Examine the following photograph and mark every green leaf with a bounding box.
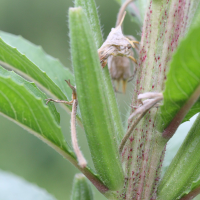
[71,174,93,200]
[75,0,125,144]
[0,31,75,114]
[157,114,200,200]
[69,7,124,191]
[0,170,56,200]
[158,24,200,134]
[0,66,72,154]
[0,29,108,195]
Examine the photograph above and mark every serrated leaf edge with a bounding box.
[0,38,82,125]
[0,68,106,191]
[0,73,71,151]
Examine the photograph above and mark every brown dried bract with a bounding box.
[119,93,163,153]
[128,92,163,122]
[45,80,87,168]
[98,12,137,68]
[98,0,139,93]
[108,55,132,93]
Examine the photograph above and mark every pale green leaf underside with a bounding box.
[0,31,74,111]
[0,170,56,200]
[0,66,72,154]
[159,25,200,131]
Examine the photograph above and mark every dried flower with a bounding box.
[98,12,137,68]
[98,4,139,93]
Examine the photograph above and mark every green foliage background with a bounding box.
[0,0,140,199]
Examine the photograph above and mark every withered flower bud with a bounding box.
[98,10,139,93]
[98,12,137,68]
[108,56,132,93]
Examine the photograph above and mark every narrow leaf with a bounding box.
[69,7,124,191]
[0,31,75,114]
[158,24,200,137]
[71,174,93,200]
[157,114,200,200]
[0,170,56,200]
[75,0,125,143]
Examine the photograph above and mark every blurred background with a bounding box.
[0,0,198,200]
[0,0,140,199]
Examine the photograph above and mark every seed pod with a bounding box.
[69,7,124,191]
[75,0,125,144]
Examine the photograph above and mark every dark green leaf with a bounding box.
[0,31,75,114]
[0,66,72,154]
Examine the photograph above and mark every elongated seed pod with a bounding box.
[74,0,125,144]
[69,7,124,191]
[74,0,103,48]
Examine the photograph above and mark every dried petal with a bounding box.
[108,56,132,93]
[98,10,138,93]
[98,25,133,67]
[98,11,138,67]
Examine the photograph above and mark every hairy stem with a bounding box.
[120,0,196,199]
